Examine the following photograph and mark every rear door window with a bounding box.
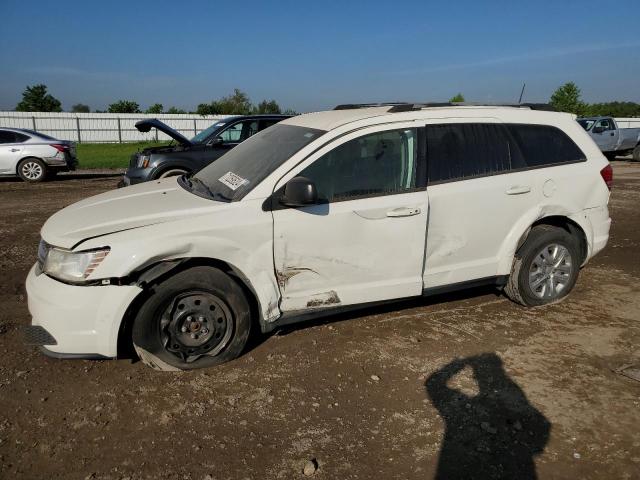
[426,123,522,184]
[219,120,259,143]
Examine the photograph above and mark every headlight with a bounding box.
[41,242,110,283]
[137,154,150,168]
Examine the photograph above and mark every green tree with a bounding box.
[71,103,90,113]
[449,93,465,103]
[108,100,141,113]
[253,99,281,114]
[15,84,62,112]
[549,82,586,115]
[196,101,221,115]
[583,101,640,117]
[283,108,299,115]
[217,89,253,115]
[145,103,163,114]
[165,106,186,114]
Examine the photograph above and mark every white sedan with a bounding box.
[0,128,78,182]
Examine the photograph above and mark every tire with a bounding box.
[17,158,47,183]
[132,266,252,371]
[604,152,616,161]
[504,225,581,307]
[633,145,640,162]
[157,168,188,179]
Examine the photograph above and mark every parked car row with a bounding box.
[25,103,612,371]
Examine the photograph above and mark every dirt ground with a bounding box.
[0,164,639,480]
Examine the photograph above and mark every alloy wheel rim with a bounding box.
[22,162,43,180]
[528,243,573,299]
[159,291,233,363]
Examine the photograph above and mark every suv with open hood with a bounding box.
[121,114,290,186]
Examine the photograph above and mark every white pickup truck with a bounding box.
[577,116,640,161]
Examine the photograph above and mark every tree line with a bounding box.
[11,82,640,117]
[13,84,295,115]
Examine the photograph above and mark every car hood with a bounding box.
[135,118,193,146]
[41,178,226,249]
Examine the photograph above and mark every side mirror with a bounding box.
[592,126,605,134]
[210,137,224,146]
[279,176,318,207]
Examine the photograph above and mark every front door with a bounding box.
[592,119,618,152]
[272,125,428,312]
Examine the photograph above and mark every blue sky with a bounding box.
[1,0,638,112]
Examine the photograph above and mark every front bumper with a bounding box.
[26,264,142,358]
[120,167,154,187]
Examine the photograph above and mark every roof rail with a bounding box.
[333,102,409,110]
[387,102,556,113]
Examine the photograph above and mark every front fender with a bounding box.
[76,201,281,324]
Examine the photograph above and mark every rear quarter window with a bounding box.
[506,124,586,168]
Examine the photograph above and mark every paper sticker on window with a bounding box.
[218,171,249,190]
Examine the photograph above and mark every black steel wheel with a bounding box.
[132,266,252,371]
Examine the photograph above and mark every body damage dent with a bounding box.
[306,290,340,308]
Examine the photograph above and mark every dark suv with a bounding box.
[121,114,291,186]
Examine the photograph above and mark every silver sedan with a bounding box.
[0,128,78,182]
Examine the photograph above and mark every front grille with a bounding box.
[23,326,57,346]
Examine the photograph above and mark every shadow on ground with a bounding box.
[426,353,551,480]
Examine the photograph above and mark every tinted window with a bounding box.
[506,124,585,168]
[299,128,418,202]
[14,132,29,143]
[0,131,15,144]
[426,123,522,184]
[259,119,280,131]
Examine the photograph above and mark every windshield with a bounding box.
[191,121,229,143]
[186,124,325,201]
[577,119,594,131]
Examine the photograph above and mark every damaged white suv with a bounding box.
[26,103,612,370]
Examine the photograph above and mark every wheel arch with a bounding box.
[116,256,264,358]
[16,155,46,173]
[151,159,193,179]
[516,216,588,264]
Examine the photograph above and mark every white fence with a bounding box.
[615,118,640,128]
[0,112,232,143]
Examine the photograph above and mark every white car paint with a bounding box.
[27,105,611,358]
[0,128,76,177]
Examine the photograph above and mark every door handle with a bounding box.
[386,207,421,217]
[505,185,531,195]
[610,132,614,136]
[10,148,20,152]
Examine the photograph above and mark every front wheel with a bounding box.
[17,158,47,182]
[132,266,252,371]
[504,225,581,307]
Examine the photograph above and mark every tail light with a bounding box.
[51,144,69,153]
[600,164,613,190]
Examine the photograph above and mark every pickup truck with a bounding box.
[577,116,640,161]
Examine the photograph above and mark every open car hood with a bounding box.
[135,119,193,146]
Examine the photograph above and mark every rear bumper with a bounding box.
[26,264,142,358]
[583,205,611,260]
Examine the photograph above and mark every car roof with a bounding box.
[221,114,292,122]
[282,105,569,131]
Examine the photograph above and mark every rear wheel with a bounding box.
[132,266,252,371]
[17,158,47,182]
[504,225,581,307]
[157,168,188,179]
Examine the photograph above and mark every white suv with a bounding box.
[25,104,612,370]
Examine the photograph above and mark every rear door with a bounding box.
[0,131,24,174]
[272,123,428,311]
[422,120,543,287]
